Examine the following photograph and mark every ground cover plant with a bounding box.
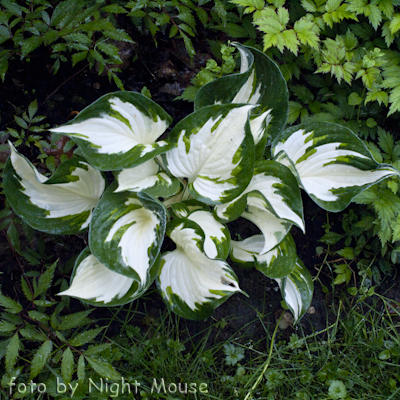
[3,42,399,324]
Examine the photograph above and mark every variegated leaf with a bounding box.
[115,158,180,198]
[215,160,303,226]
[3,143,105,234]
[215,160,304,254]
[89,182,166,282]
[195,43,288,143]
[187,210,230,259]
[168,199,209,219]
[275,258,313,323]
[158,219,240,320]
[164,104,255,204]
[49,92,173,171]
[58,248,155,306]
[273,122,399,212]
[231,233,297,279]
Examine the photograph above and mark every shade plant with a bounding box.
[3,43,398,321]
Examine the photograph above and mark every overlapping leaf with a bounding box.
[215,160,304,254]
[273,122,399,212]
[114,158,180,198]
[158,219,240,320]
[3,143,105,234]
[165,103,255,204]
[231,233,297,279]
[89,182,166,283]
[195,43,289,142]
[50,92,173,171]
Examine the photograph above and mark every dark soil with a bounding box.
[1,32,396,351]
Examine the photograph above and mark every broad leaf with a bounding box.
[89,183,166,282]
[272,122,399,212]
[164,103,255,204]
[231,233,298,278]
[58,247,156,306]
[158,219,241,320]
[115,158,180,198]
[195,43,289,142]
[4,143,105,234]
[49,92,173,171]
[215,160,304,254]
[275,258,313,322]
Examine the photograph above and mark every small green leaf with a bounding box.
[69,327,104,347]
[61,347,74,384]
[0,320,17,333]
[0,294,22,314]
[30,340,53,379]
[57,310,92,331]
[77,355,85,383]
[86,356,121,380]
[5,332,19,374]
[34,261,57,298]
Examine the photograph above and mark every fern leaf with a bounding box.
[5,333,19,374]
[61,347,74,384]
[30,340,53,379]
[34,261,57,299]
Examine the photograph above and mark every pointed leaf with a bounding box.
[165,103,255,204]
[89,183,166,282]
[158,219,241,320]
[59,248,154,306]
[273,122,399,212]
[5,333,19,374]
[4,143,105,234]
[275,258,313,322]
[49,92,172,171]
[86,356,121,380]
[69,327,104,347]
[61,347,74,384]
[77,355,85,383]
[115,158,180,198]
[34,261,57,298]
[195,43,289,140]
[30,340,53,379]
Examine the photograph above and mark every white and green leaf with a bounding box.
[158,219,241,320]
[195,43,289,142]
[215,160,304,254]
[89,183,166,282]
[114,158,180,198]
[275,258,313,323]
[3,143,105,234]
[231,233,298,278]
[164,103,255,204]
[187,210,230,259]
[58,247,155,306]
[272,122,399,212]
[49,92,173,171]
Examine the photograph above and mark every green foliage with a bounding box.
[177,42,237,101]
[228,0,400,115]
[0,0,134,88]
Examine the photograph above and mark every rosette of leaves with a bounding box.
[4,44,398,321]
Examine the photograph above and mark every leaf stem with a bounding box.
[243,312,284,400]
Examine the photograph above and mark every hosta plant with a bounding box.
[4,44,398,321]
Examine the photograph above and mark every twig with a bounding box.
[42,63,89,106]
